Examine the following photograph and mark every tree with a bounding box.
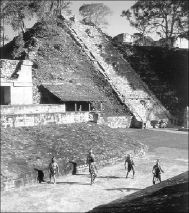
[0,0,9,46]
[121,3,154,45]
[31,0,71,23]
[2,0,37,34]
[79,3,112,27]
[121,0,189,47]
[1,0,71,49]
[12,33,25,59]
[0,26,9,47]
[1,0,71,34]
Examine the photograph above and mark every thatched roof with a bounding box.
[41,83,103,102]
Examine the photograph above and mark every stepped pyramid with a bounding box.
[58,16,173,128]
[0,16,174,128]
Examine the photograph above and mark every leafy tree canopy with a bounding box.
[79,3,112,27]
[122,0,189,46]
[1,0,71,34]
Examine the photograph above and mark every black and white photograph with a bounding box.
[0,0,188,212]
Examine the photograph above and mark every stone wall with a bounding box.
[98,115,133,128]
[1,106,133,128]
[1,59,33,105]
[0,59,33,82]
[1,104,66,115]
[1,171,36,191]
[1,106,89,128]
[183,106,189,129]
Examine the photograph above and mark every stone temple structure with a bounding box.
[0,59,33,105]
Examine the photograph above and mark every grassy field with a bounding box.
[122,129,188,151]
[1,126,188,212]
[1,123,144,180]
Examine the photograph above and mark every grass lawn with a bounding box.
[1,123,144,180]
[123,129,188,151]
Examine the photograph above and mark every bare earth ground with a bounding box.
[1,129,188,212]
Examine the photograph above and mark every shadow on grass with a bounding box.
[98,176,125,179]
[106,187,142,192]
[75,174,88,176]
[56,181,90,185]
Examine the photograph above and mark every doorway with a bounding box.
[0,86,11,105]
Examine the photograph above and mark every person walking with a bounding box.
[125,154,135,179]
[89,161,98,185]
[86,149,95,173]
[49,157,59,184]
[152,159,164,184]
[86,149,98,184]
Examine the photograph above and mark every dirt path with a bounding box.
[1,146,188,212]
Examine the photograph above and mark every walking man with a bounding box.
[86,149,98,184]
[49,157,59,184]
[86,149,95,173]
[125,154,135,179]
[89,161,98,185]
[152,159,164,184]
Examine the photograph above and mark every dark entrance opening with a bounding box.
[0,86,11,105]
[66,101,91,112]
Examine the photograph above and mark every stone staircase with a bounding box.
[61,18,173,127]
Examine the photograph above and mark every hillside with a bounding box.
[114,44,188,123]
[1,123,146,182]
[0,18,130,116]
[89,171,188,213]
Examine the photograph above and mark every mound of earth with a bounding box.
[89,171,188,213]
[1,123,146,180]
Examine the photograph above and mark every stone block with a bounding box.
[1,109,90,128]
[14,179,23,188]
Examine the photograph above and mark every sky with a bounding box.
[3,1,188,47]
[4,1,137,43]
[70,1,137,37]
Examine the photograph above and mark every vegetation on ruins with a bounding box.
[79,3,112,27]
[114,42,188,120]
[122,0,189,47]
[0,0,71,46]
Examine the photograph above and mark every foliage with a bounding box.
[1,0,71,34]
[1,0,71,48]
[79,3,112,27]
[1,0,36,34]
[30,0,71,23]
[121,3,153,38]
[11,33,26,59]
[115,43,188,116]
[122,0,189,46]
[0,26,9,47]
